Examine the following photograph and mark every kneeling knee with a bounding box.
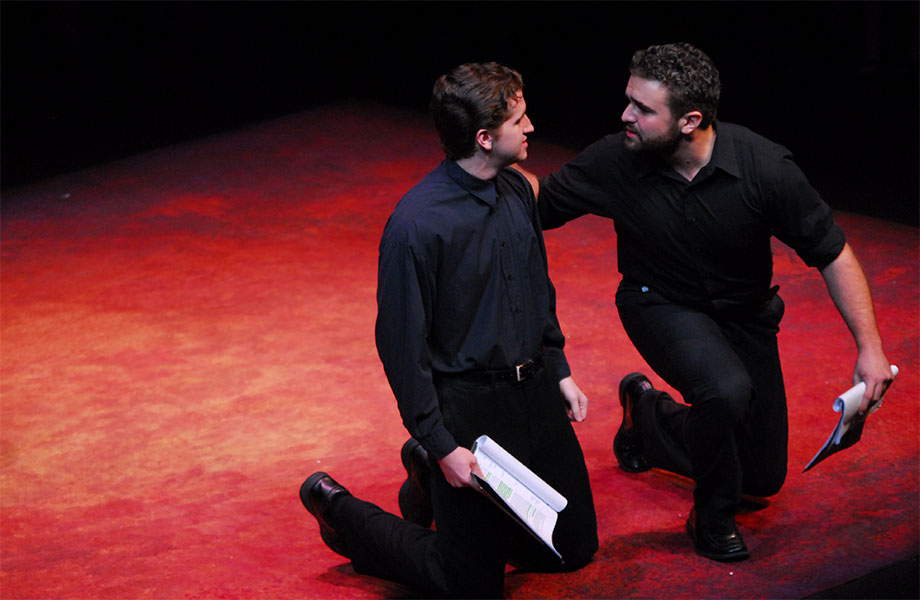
[560,548,597,572]
[703,376,753,423]
[745,468,787,498]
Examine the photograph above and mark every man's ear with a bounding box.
[679,111,704,135]
[475,128,494,152]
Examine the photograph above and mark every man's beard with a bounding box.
[624,121,684,156]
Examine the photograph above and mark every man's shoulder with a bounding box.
[578,132,632,170]
[715,122,800,182]
[585,132,628,155]
[382,162,460,243]
[719,122,792,157]
[394,161,453,207]
[550,132,630,175]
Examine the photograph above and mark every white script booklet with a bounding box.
[804,365,899,472]
[470,435,567,561]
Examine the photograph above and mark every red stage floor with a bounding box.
[2,101,917,598]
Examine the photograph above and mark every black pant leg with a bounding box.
[432,376,534,597]
[331,495,443,587]
[330,369,599,598]
[436,371,598,574]
[721,293,789,497]
[615,283,788,524]
[331,466,509,598]
[514,370,598,571]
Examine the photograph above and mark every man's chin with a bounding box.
[622,136,641,152]
[623,134,682,156]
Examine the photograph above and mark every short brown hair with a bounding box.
[430,62,524,160]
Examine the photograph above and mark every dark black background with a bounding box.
[2,1,918,225]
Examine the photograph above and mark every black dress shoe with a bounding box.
[613,372,652,473]
[685,508,750,562]
[300,472,351,557]
[398,438,433,528]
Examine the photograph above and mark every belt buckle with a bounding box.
[515,359,534,382]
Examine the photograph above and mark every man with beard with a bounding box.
[531,43,892,562]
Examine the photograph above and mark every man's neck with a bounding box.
[665,126,716,182]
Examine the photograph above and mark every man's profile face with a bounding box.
[489,92,534,165]
[621,75,682,155]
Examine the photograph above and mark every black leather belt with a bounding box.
[437,355,544,385]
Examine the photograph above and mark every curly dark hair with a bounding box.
[430,62,524,160]
[629,43,721,128]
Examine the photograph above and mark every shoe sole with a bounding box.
[401,438,420,472]
[398,439,433,527]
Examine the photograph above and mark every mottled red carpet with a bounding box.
[2,101,917,598]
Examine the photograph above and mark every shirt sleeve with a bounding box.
[538,135,620,230]
[375,236,458,461]
[767,153,847,269]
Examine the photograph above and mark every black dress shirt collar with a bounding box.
[444,159,497,209]
[634,122,742,181]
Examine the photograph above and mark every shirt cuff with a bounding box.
[420,427,459,462]
[546,347,571,383]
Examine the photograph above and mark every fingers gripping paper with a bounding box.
[804,365,899,472]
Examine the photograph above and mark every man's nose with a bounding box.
[621,105,634,123]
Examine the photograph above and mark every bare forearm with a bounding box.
[820,243,882,352]
[820,243,892,407]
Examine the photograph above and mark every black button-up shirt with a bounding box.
[539,122,846,312]
[376,160,570,460]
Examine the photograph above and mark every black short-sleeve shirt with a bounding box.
[539,122,846,312]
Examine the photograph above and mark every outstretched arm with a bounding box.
[819,243,893,412]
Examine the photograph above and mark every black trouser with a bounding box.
[615,281,788,529]
[330,367,598,598]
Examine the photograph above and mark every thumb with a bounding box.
[470,457,484,480]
